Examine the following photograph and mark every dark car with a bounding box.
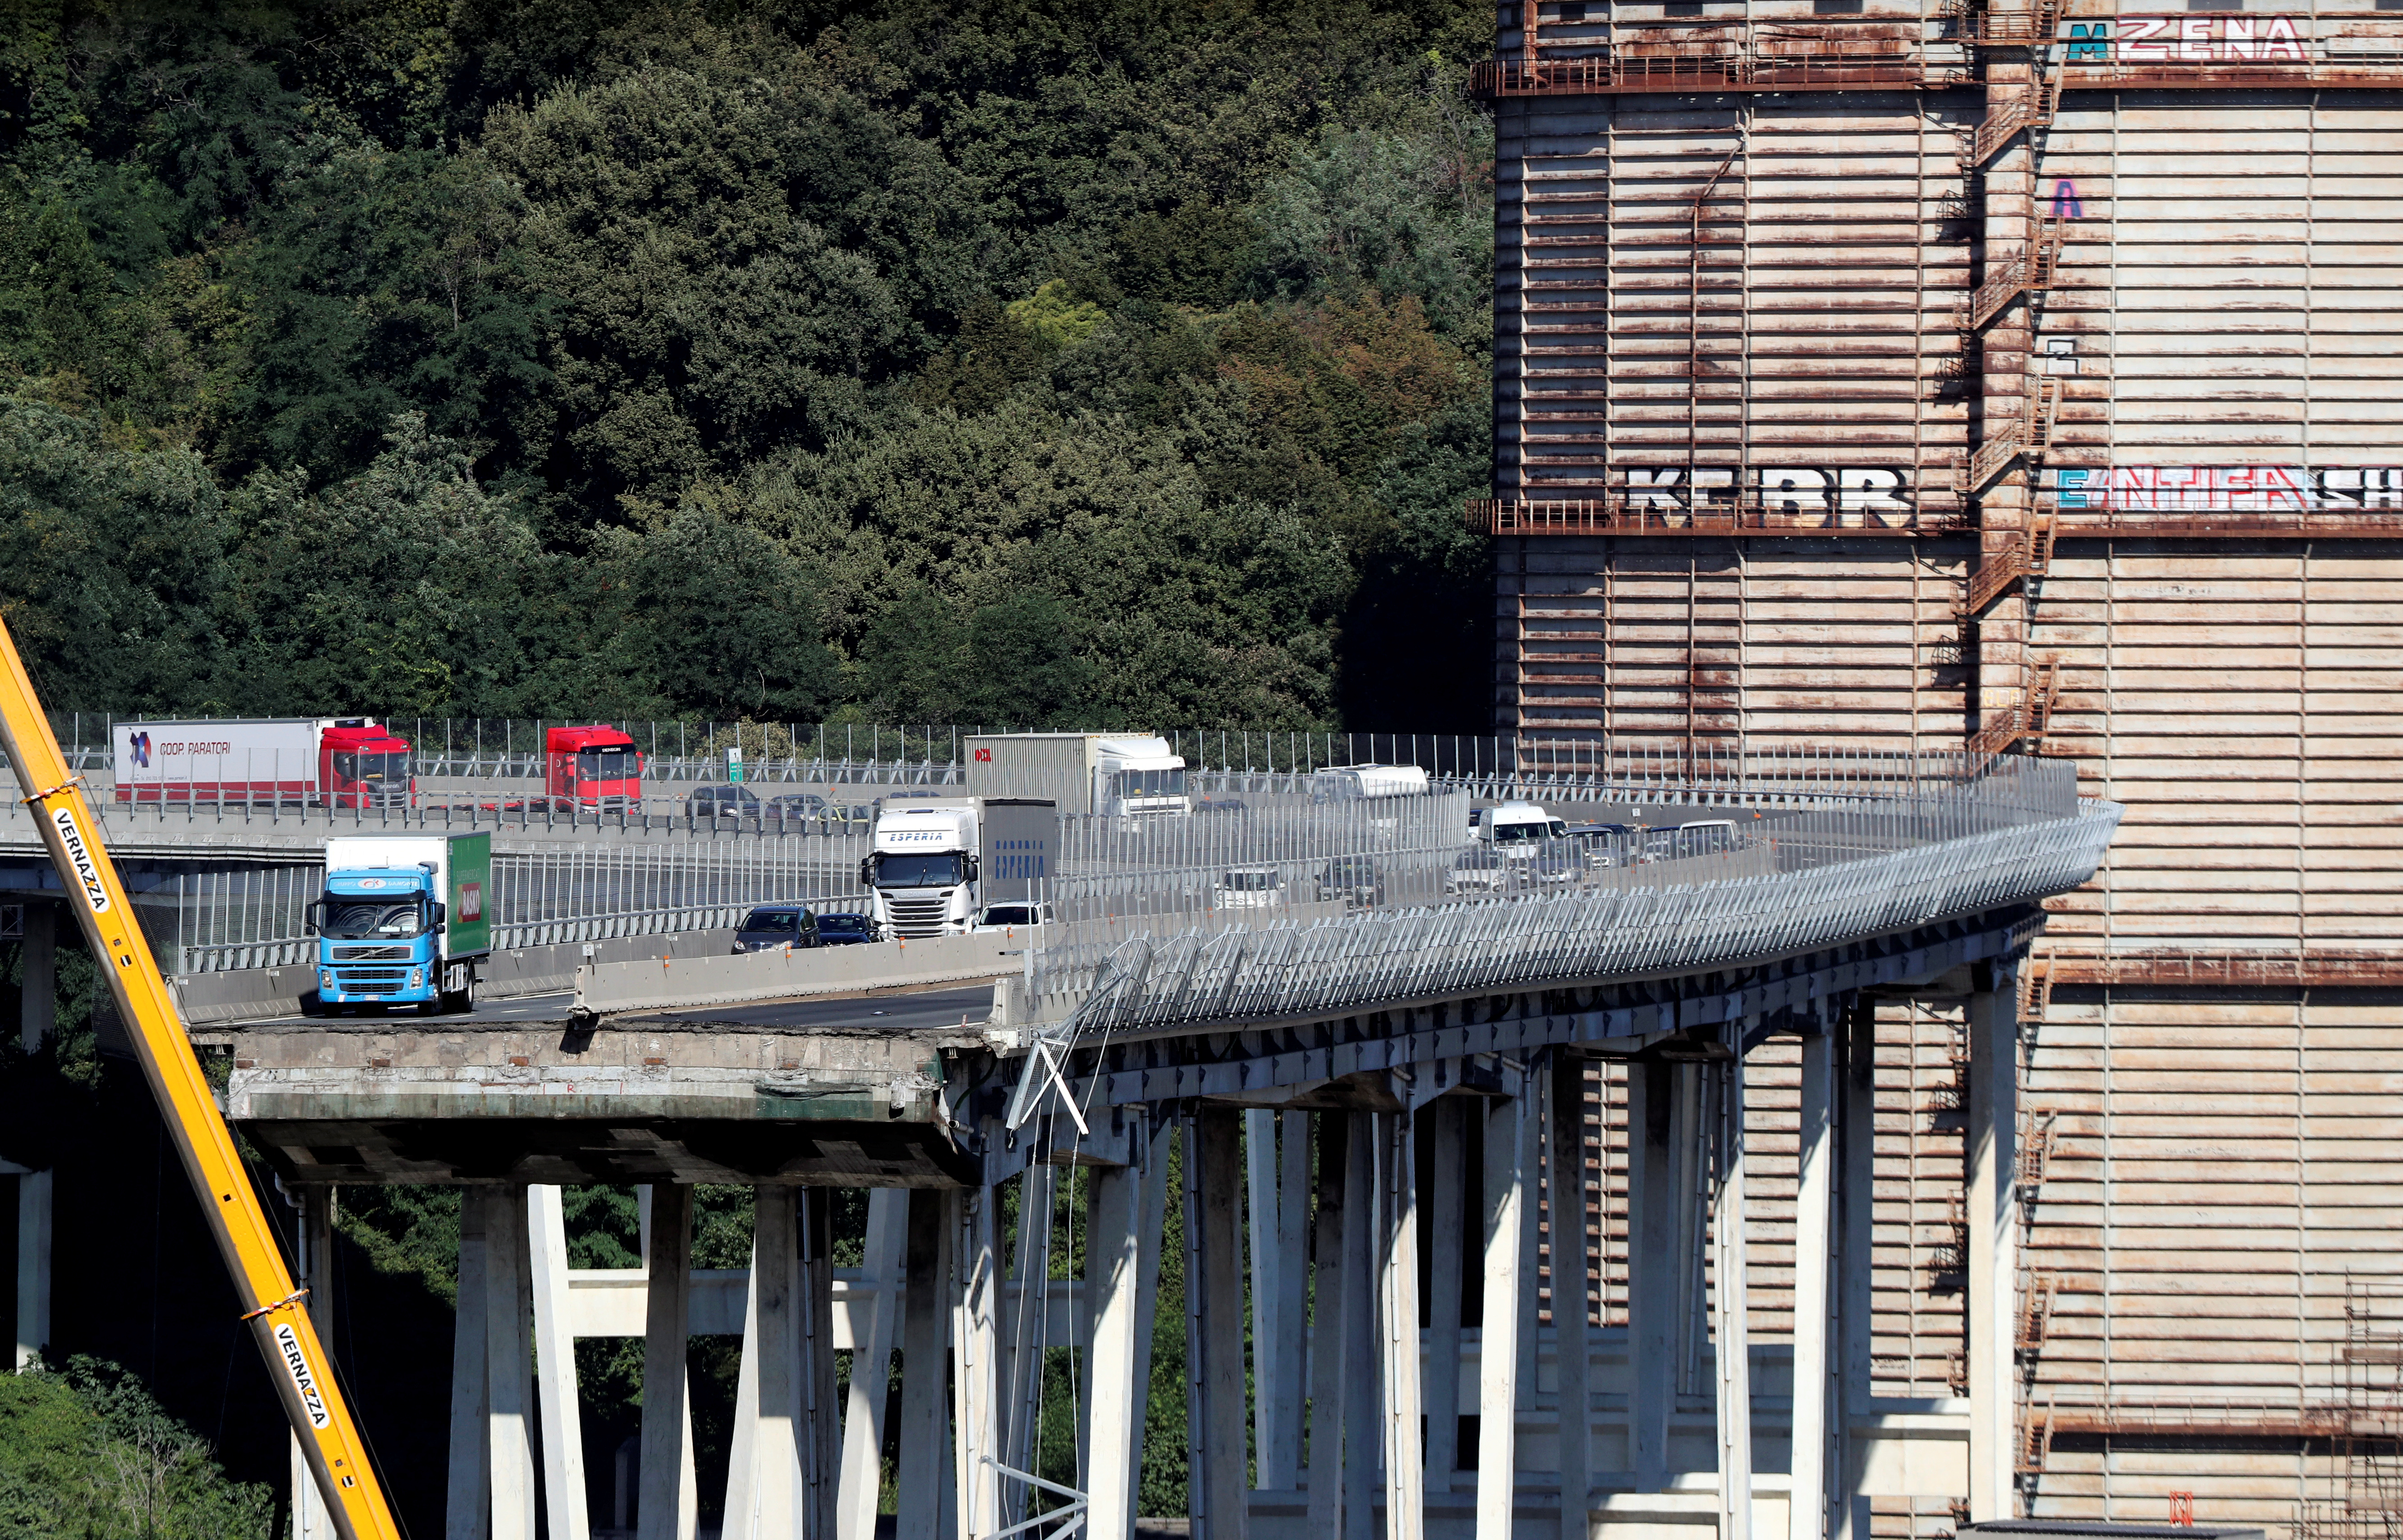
[1314,855,1386,908]
[688,783,763,819]
[1528,843,1589,886]
[765,792,830,822]
[1564,822,1634,868]
[733,904,819,953]
[814,912,882,946]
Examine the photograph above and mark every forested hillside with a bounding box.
[0,0,1497,731]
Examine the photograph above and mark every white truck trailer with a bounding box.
[965,733,1188,821]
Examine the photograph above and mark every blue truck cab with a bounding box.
[310,832,491,1014]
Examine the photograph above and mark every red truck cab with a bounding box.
[319,721,415,809]
[546,725,645,812]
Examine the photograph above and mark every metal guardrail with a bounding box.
[1026,797,2119,1037]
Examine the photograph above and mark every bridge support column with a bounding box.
[1341,1107,1381,1540]
[1478,1058,1535,1540]
[1628,1058,1678,1492]
[1380,1106,1425,1540]
[638,1183,698,1540]
[528,1185,589,1540]
[1247,1108,1307,1493]
[725,1186,801,1539]
[1188,1109,1249,1540]
[1834,1001,1877,1540]
[14,901,53,1374]
[1713,1036,1753,1540]
[838,1190,906,1540]
[1087,1129,1166,1540]
[1552,1051,1592,1540]
[1966,969,2019,1522]
[896,1189,952,1540]
[1790,1021,1836,1540]
[288,1187,335,1540]
[447,1188,491,1540]
[1423,1098,1467,1495]
[953,1188,1002,1540]
[487,1186,539,1540]
[1004,1161,1058,1508]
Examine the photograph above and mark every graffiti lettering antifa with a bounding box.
[2053,466,2403,511]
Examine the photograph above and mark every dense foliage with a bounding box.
[0,0,1497,731]
[0,1358,275,1539]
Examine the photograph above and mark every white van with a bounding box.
[1470,801,1568,855]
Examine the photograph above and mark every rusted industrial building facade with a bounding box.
[1478,3,2403,1535]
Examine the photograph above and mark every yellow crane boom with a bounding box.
[0,620,401,1540]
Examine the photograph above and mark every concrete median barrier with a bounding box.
[572,932,1026,1016]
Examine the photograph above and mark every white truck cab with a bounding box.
[862,797,1059,938]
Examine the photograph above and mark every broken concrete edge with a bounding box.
[569,930,1030,1016]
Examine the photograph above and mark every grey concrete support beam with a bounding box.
[1086,1130,1164,1540]
[1478,1058,1534,1540]
[1552,1051,1592,1540]
[1246,1108,1294,1491]
[638,1183,697,1540]
[490,1185,539,1540]
[1189,1109,1250,1540]
[838,1190,906,1540]
[447,1188,491,1540]
[1790,1023,1836,1540]
[1967,971,2019,1522]
[1004,1160,1058,1509]
[1835,1001,1877,1540]
[895,1189,952,1540]
[1380,1106,1426,1540]
[1306,1110,1353,1539]
[289,1187,336,1540]
[1629,1058,1678,1491]
[953,1187,1002,1539]
[1272,1110,1310,1488]
[800,1190,839,1540]
[1423,1099,1467,1494]
[14,901,52,1374]
[724,1186,801,1539]
[1340,1107,1380,1540]
[528,1185,590,1540]
[1713,1037,1753,1540]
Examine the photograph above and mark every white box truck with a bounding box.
[112,717,415,809]
[312,832,493,1011]
[965,733,1188,820]
[859,797,1057,938]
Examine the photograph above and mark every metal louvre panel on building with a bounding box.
[1495,89,1976,521]
[2037,92,2403,487]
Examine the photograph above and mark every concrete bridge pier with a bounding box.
[10,901,52,1375]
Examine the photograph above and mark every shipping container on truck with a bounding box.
[965,733,1188,819]
[544,724,645,812]
[111,717,415,809]
[311,831,492,1012]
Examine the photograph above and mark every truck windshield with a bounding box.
[320,899,425,939]
[1110,768,1186,798]
[332,752,409,784]
[577,748,638,779]
[873,853,965,888]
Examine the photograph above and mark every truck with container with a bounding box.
[309,832,492,1012]
[113,717,415,809]
[858,797,1057,938]
[544,724,645,812]
[965,733,1189,821]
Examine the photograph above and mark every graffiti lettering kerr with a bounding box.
[50,808,110,914]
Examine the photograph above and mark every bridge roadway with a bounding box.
[214,750,2117,1540]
